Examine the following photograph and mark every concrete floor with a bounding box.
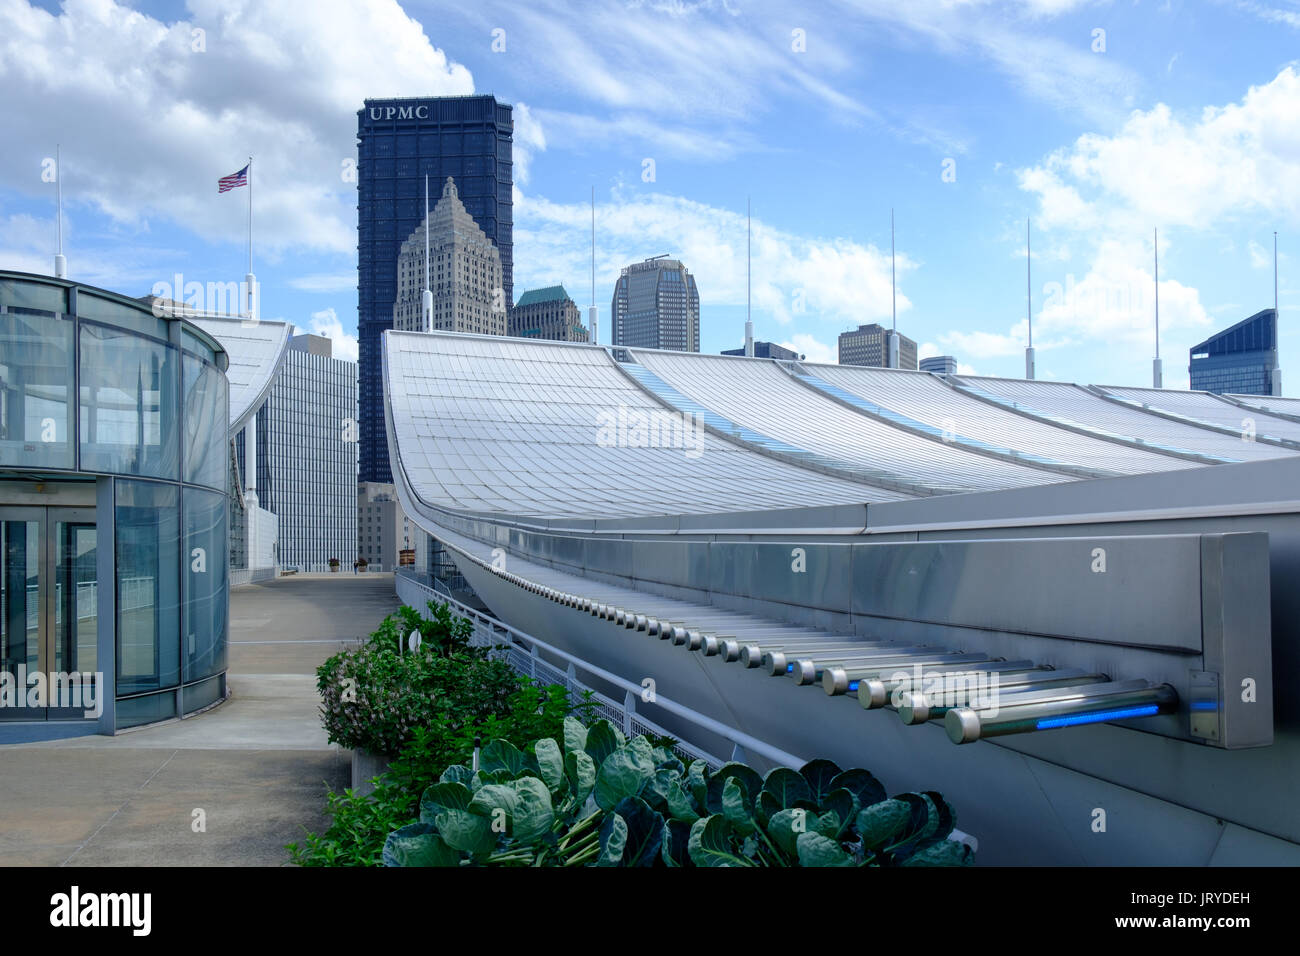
[0,573,400,866]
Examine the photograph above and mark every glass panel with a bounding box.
[77,292,168,339]
[54,521,97,675]
[0,519,41,718]
[0,280,67,314]
[79,324,179,478]
[183,354,228,489]
[182,488,227,683]
[182,673,223,715]
[0,311,75,470]
[115,480,180,693]
[116,690,176,729]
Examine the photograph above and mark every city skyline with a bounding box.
[0,0,1297,391]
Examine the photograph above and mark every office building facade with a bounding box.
[393,177,506,336]
[1189,308,1281,396]
[838,323,918,370]
[254,334,357,571]
[358,481,423,571]
[509,286,589,342]
[357,95,513,483]
[611,257,700,351]
[721,341,800,360]
[920,355,958,375]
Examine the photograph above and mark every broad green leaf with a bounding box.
[798,759,843,807]
[584,720,625,767]
[761,767,813,810]
[419,781,472,823]
[439,765,474,787]
[661,819,693,867]
[766,808,809,860]
[662,775,702,824]
[613,796,665,867]
[899,838,974,867]
[469,783,521,823]
[686,760,709,808]
[435,807,497,856]
[563,716,588,755]
[534,738,565,793]
[480,739,529,778]
[565,749,596,805]
[829,768,886,809]
[594,743,655,810]
[795,831,854,867]
[856,798,913,851]
[596,812,628,866]
[687,815,751,867]
[382,822,460,867]
[705,763,762,815]
[722,777,756,836]
[508,776,555,843]
[823,789,858,839]
[813,810,841,839]
[921,790,956,843]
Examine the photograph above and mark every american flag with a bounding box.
[218,164,249,193]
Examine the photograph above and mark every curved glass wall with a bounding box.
[0,272,230,734]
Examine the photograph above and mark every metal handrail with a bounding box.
[395,571,807,769]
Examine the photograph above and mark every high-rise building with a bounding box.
[920,355,958,375]
[357,95,513,483]
[611,256,700,351]
[1189,308,1281,396]
[394,177,506,336]
[838,323,918,370]
[253,334,358,571]
[721,341,800,360]
[358,481,424,571]
[509,286,589,342]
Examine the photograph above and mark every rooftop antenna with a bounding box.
[54,144,66,279]
[1025,217,1035,380]
[1274,231,1283,396]
[745,197,754,357]
[422,175,432,331]
[590,186,597,345]
[1153,227,1162,388]
[888,208,899,369]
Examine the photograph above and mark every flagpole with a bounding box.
[245,156,255,321]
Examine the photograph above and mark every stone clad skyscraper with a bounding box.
[394,177,505,335]
[610,256,700,351]
[356,95,513,483]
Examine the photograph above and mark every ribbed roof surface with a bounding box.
[1097,385,1300,444]
[188,315,292,431]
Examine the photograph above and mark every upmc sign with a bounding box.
[367,104,430,121]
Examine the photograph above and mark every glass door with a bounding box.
[0,506,97,721]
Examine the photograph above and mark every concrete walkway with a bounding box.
[0,574,400,866]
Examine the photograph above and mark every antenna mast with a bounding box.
[1025,217,1035,379]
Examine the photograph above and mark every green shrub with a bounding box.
[382,718,974,867]
[288,681,594,866]
[315,602,518,755]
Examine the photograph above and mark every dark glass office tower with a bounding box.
[356,95,513,482]
[1189,308,1280,396]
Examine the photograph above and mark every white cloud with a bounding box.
[289,272,357,293]
[515,189,913,329]
[301,307,359,362]
[781,334,837,363]
[0,0,473,262]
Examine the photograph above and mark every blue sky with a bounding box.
[2,0,1298,388]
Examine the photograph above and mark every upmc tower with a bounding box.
[356,95,514,483]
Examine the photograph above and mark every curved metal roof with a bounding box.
[1097,384,1300,445]
[383,331,905,519]
[188,316,292,431]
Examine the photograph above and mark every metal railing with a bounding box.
[395,569,805,771]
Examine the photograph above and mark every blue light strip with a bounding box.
[1036,704,1160,730]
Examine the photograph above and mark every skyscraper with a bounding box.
[509,286,589,341]
[838,323,918,370]
[919,355,958,375]
[1189,308,1281,396]
[356,95,513,483]
[610,256,700,351]
[721,341,800,360]
[394,177,505,335]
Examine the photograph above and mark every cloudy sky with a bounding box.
[2,0,1298,387]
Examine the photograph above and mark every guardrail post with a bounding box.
[622,690,636,736]
[730,742,748,765]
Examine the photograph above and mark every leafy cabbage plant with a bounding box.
[382,717,973,867]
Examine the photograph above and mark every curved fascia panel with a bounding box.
[189,316,292,432]
[799,362,1201,477]
[382,330,905,519]
[1097,384,1300,446]
[630,349,1069,494]
[955,376,1294,464]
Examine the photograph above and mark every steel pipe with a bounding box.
[856,660,1041,709]
[945,681,1176,744]
[751,641,908,674]
[786,649,952,686]
[896,670,1106,722]
[822,654,998,695]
